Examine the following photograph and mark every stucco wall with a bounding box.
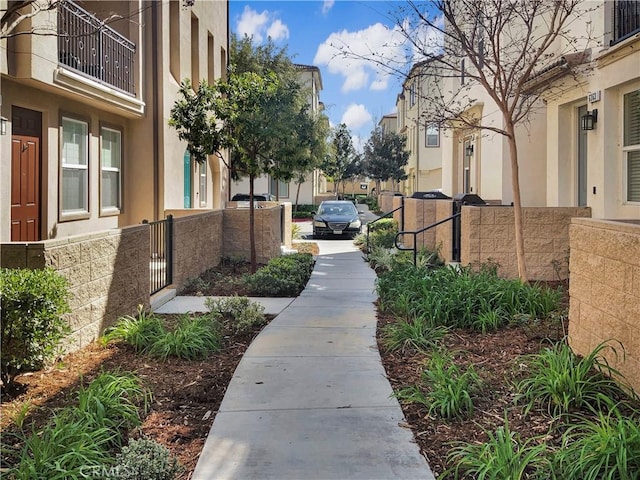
[568,218,640,394]
[0,225,149,351]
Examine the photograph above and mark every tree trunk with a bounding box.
[249,174,257,273]
[295,180,302,211]
[506,123,529,283]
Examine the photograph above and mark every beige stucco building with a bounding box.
[396,61,443,196]
[1,0,230,242]
[544,3,640,220]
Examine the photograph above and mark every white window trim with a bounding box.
[100,125,123,215]
[60,115,90,220]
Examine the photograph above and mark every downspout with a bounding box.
[226,0,232,202]
[152,0,159,220]
[416,79,420,194]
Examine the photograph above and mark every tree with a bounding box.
[362,125,409,194]
[170,37,326,273]
[323,123,359,195]
[336,0,594,282]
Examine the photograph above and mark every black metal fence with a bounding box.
[143,215,173,295]
[58,0,136,95]
[612,1,640,45]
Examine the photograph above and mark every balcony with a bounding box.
[612,1,640,45]
[57,1,136,96]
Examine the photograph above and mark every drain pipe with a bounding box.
[151,0,159,221]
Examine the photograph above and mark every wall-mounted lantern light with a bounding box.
[0,117,7,135]
[581,109,598,131]
[465,144,474,156]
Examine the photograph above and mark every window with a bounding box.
[199,161,207,207]
[100,126,122,212]
[270,177,289,198]
[425,124,439,147]
[624,89,640,202]
[61,116,89,217]
[409,82,417,107]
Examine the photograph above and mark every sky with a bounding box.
[228,0,416,151]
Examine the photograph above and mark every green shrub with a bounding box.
[205,296,267,334]
[516,341,628,416]
[115,437,183,480]
[368,218,397,233]
[6,410,117,480]
[103,306,164,353]
[76,371,150,436]
[1,268,71,386]
[148,315,221,361]
[555,408,640,479]
[396,350,482,419]
[382,315,448,354]
[4,371,148,479]
[375,264,562,330]
[246,253,314,296]
[446,416,551,479]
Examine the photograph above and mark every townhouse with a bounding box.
[1,0,230,243]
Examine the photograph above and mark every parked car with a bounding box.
[231,193,277,201]
[312,200,363,239]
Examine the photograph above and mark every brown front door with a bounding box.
[11,107,42,241]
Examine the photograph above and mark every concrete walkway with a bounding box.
[189,236,435,480]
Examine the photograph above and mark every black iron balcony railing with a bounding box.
[57,1,136,96]
[612,0,640,45]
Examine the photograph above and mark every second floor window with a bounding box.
[426,124,440,147]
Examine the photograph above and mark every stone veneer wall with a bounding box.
[568,218,640,394]
[0,225,149,351]
[222,205,284,264]
[402,198,439,250]
[460,206,591,280]
[165,210,224,288]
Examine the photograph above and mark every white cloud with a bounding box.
[341,104,373,131]
[314,18,444,93]
[236,6,289,44]
[314,23,408,93]
[322,0,335,15]
[266,19,289,41]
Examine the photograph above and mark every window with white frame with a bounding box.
[425,124,439,147]
[199,161,207,206]
[409,82,417,107]
[624,89,640,203]
[61,116,89,216]
[100,126,122,212]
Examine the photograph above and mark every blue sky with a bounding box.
[228,0,412,150]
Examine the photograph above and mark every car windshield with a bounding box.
[319,203,357,216]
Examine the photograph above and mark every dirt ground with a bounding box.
[1,256,585,479]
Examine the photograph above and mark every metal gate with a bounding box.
[143,215,173,294]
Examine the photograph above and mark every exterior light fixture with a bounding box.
[581,109,598,131]
[0,116,7,135]
[465,144,474,156]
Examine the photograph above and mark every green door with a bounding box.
[184,150,192,208]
